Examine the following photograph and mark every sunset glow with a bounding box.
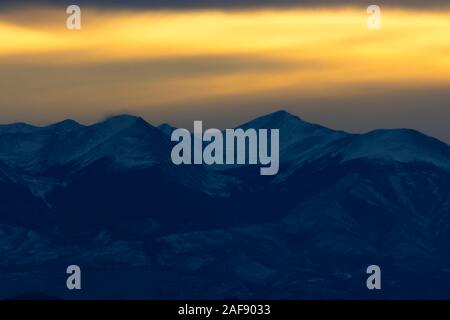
[1,6,450,139]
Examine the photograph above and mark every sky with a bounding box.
[0,1,450,143]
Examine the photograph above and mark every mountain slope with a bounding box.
[0,110,449,299]
[339,128,450,169]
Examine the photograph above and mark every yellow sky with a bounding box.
[0,6,450,140]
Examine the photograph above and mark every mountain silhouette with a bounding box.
[0,110,449,299]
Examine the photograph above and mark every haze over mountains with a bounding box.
[0,110,449,299]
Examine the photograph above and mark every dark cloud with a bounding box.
[1,0,449,9]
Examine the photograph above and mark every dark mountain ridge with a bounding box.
[0,110,449,299]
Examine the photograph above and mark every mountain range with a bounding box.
[0,110,449,299]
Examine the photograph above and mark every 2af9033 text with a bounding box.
[222,304,271,316]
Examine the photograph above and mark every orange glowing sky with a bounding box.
[0,5,450,142]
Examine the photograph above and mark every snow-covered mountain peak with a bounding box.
[98,114,146,128]
[158,123,177,136]
[45,119,84,133]
[0,122,39,135]
[239,110,307,129]
[340,128,450,169]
